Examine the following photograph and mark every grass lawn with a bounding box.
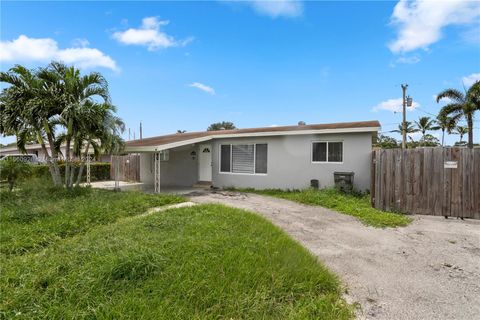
[235,188,412,228]
[1,197,353,319]
[0,181,184,256]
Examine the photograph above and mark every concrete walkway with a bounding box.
[190,191,480,320]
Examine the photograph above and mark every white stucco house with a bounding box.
[124,120,380,192]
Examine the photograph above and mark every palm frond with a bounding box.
[436,88,465,104]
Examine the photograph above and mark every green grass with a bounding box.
[1,203,353,319]
[235,188,412,228]
[0,180,184,257]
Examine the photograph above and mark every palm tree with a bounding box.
[391,121,419,148]
[41,62,112,187]
[1,61,125,188]
[436,81,480,148]
[435,114,455,146]
[72,102,125,186]
[392,121,418,135]
[414,116,437,142]
[453,126,469,144]
[0,65,63,185]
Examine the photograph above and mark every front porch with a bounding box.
[112,142,214,193]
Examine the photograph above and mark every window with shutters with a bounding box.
[312,141,343,163]
[219,143,267,174]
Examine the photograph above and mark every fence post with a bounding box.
[371,150,376,207]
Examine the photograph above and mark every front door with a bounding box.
[198,144,212,181]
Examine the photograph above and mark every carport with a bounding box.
[121,131,216,193]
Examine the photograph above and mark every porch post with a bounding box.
[154,152,161,193]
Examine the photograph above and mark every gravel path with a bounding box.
[190,191,480,320]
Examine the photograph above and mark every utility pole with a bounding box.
[401,84,408,149]
[140,121,143,140]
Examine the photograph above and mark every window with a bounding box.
[312,141,343,163]
[255,144,268,174]
[312,142,327,162]
[220,143,267,174]
[159,150,169,161]
[220,145,231,172]
[150,151,169,171]
[232,145,255,173]
[328,142,342,162]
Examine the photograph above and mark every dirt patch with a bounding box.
[191,191,480,320]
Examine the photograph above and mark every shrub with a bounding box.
[0,158,32,191]
[31,162,111,182]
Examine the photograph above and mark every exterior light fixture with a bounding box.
[190,151,197,160]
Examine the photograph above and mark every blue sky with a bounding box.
[1,0,479,145]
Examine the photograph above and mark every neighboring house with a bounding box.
[125,120,380,192]
[0,143,111,162]
[0,143,60,162]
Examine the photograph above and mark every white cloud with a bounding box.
[462,24,480,44]
[189,82,215,95]
[395,55,420,64]
[247,0,303,18]
[72,38,90,48]
[0,35,118,71]
[113,16,192,51]
[372,98,419,113]
[388,0,480,53]
[463,73,480,87]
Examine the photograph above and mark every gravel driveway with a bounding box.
[190,191,480,320]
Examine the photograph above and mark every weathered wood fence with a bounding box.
[110,154,141,182]
[371,148,480,219]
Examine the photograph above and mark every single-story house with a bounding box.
[124,120,380,192]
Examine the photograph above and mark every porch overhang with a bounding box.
[125,136,213,153]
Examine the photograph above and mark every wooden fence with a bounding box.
[371,148,480,219]
[110,154,141,182]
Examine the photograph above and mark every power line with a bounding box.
[415,107,438,117]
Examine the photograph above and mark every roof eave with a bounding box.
[124,126,380,153]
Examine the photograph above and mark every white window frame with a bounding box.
[311,141,343,164]
[219,143,268,176]
[149,150,169,173]
[159,150,169,161]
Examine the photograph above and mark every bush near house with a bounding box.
[31,162,111,182]
[0,158,32,191]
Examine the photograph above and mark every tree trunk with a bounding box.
[69,164,76,188]
[75,143,90,187]
[44,123,62,186]
[467,115,474,149]
[36,131,57,183]
[39,141,56,181]
[64,137,72,188]
[8,178,14,191]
